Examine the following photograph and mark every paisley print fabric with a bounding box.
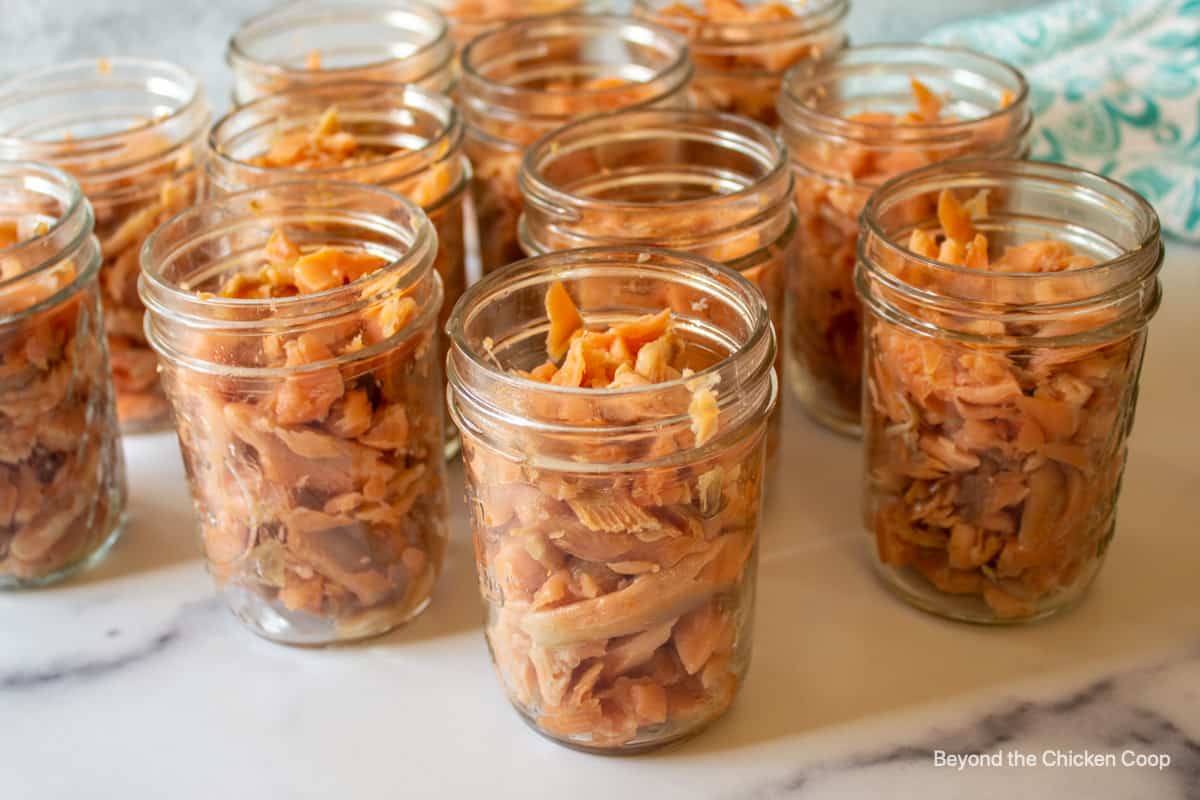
[927,0,1200,241]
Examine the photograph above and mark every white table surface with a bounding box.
[1,243,1197,798]
[2,1,1198,798]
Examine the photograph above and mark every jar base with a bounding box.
[869,541,1106,625]
[785,351,861,438]
[510,700,728,755]
[0,511,128,590]
[221,584,434,646]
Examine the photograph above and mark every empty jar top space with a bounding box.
[519,108,791,252]
[207,81,464,207]
[858,159,1163,341]
[446,247,776,466]
[460,14,692,145]
[0,161,99,322]
[779,44,1030,169]
[140,181,438,375]
[0,58,209,198]
[227,0,455,103]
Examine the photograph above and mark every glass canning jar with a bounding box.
[0,58,212,433]
[447,247,777,752]
[227,0,456,105]
[0,162,127,588]
[140,182,449,645]
[460,14,692,275]
[857,159,1163,624]
[518,108,793,458]
[634,0,848,126]
[206,81,472,458]
[430,0,587,48]
[778,44,1030,436]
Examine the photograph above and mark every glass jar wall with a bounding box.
[518,108,793,458]
[0,58,211,432]
[778,45,1030,435]
[460,14,692,275]
[0,162,127,588]
[858,159,1163,623]
[140,182,449,644]
[227,0,456,104]
[447,247,776,750]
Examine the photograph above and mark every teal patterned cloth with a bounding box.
[926,0,1200,241]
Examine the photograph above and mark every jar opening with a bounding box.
[446,247,775,454]
[461,14,692,130]
[0,161,98,322]
[208,81,465,205]
[780,44,1030,145]
[0,58,208,187]
[140,181,439,377]
[857,159,1163,344]
[520,109,792,248]
[229,0,451,77]
[436,0,585,38]
[635,0,849,39]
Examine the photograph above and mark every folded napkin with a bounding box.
[926,0,1200,241]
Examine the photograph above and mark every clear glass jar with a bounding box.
[778,45,1031,436]
[430,0,586,48]
[140,182,449,644]
[206,81,472,458]
[460,14,692,275]
[227,0,456,105]
[634,0,848,126]
[0,162,127,588]
[858,159,1163,624]
[518,108,793,459]
[0,58,212,433]
[447,247,776,752]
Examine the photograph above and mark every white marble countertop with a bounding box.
[0,248,1196,798]
[2,1,1199,797]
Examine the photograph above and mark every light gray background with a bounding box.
[0,0,1037,110]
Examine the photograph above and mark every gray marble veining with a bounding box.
[732,647,1200,799]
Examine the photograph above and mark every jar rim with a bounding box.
[779,43,1030,142]
[438,0,586,27]
[446,245,773,402]
[862,158,1162,285]
[857,158,1165,345]
[140,179,435,322]
[227,0,452,82]
[518,108,794,251]
[0,161,98,323]
[520,108,789,214]
[207,80,464,198]
[0,57,207,169]
[634,0,849,38]
[460,14,692,110]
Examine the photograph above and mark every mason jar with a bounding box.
[634,0,848,126]
[430,0,586,48]
[460,14,692,275]
[447,247,776,751]
[0,162,127,588]
[140,182,448,645]
[858,159,1163,623]
[0,58,211,433]
[518,108,792,459]
[778,44,1030,435]
[227,0,456,105]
